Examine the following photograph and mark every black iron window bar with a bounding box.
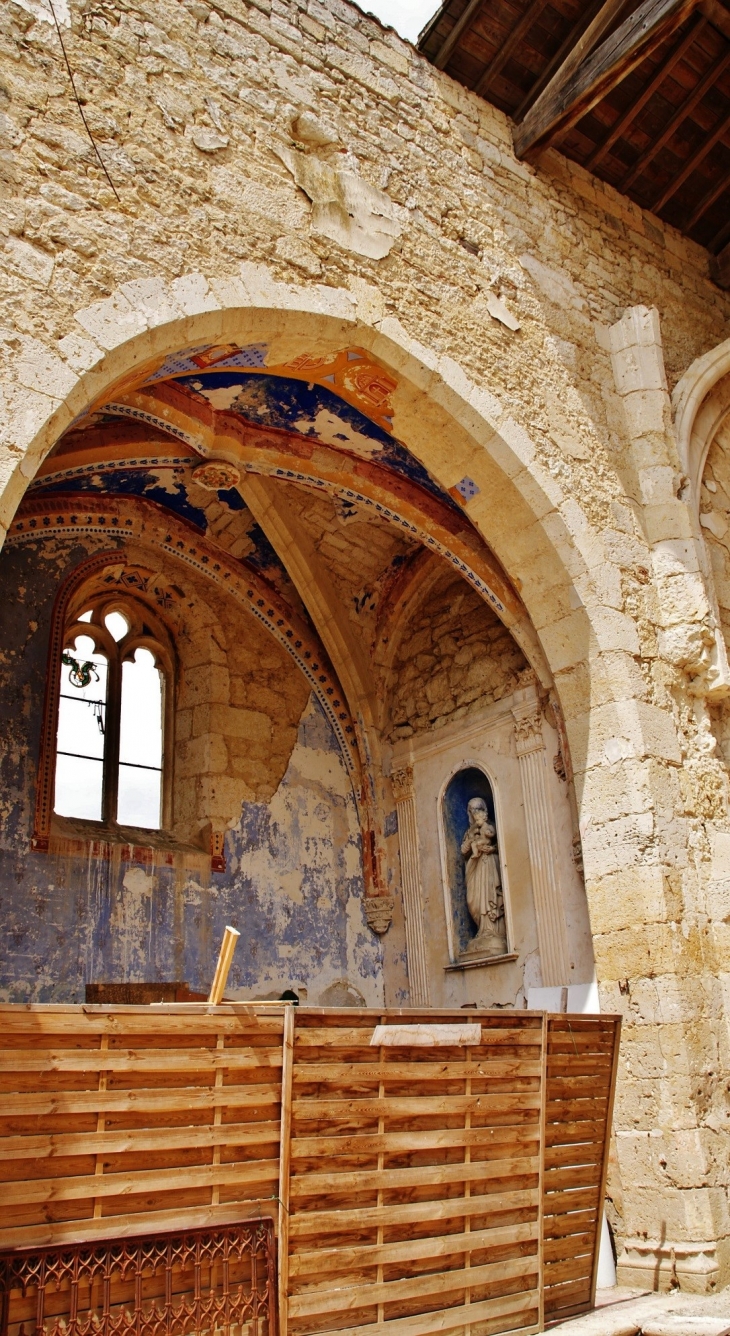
[0,1219,276,1336]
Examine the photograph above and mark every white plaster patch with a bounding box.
[193,382,241,411]
[4,237,55,288]
[293,408,384,458]
[15,0,70,26]
[518,253,586,311]
[113,867,155,981]
[277,146,402,261]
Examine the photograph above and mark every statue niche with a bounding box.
[461,797,507,957]
[442,767,508,961]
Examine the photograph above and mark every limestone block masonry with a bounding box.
[0,0,730,1294]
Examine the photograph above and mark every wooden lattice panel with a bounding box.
[282,1010,547,1336]
[0,1219,276,1336]
[542,1015,621,1325]
[0,1004,285,1248]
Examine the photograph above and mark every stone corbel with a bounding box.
[363,895,395,935]
[511,676,571,987]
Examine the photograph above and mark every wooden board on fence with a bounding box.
[541,1014,621,1326]
[0,1003,285,1248]
[0,1003,620,1336]
[283,1009,546,1336]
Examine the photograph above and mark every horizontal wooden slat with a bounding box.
[300,1288,540,1336]
[294,1026,542,1048]
[1,1157,280,1206]
[0,1049,283,1074]
[291,1124,538,1159]
[0,1120,281,1162]
[5,1084,281,1117]
[291,1059,542,1082]
[289,1221,538,1279]
[544,1255,593,1285]
[292,1093,542,1120]
[289,1256,538,1319]
[289,1155,539,1200]
[0,1200,277,1248]
[288,1187,540,1238]
[0,1007,284,1034]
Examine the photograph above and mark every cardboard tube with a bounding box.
[208,925,240,1005]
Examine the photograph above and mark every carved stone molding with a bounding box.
[364,895,395,935]
[511,695,571,986]
[391,764,414,803]
[512,705,544,756]
[191,460,242,491]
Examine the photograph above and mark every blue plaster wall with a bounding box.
[0,539,382,1004]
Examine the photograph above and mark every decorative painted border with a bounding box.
[32,456,196,490]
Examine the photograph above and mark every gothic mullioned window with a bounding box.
[54,596,172,831]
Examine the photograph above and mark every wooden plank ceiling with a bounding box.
[418,0,730,285]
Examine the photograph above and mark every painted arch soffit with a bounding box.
[41,341,543,672]
[7,492,361,784]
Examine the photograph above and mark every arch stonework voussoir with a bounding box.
[0,262,661,865]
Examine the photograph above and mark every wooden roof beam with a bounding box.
[514,0,618,122]
[586,14,705,169]
[513,0,699,161]
[474,0,548,98]
[432,0,484,70]
[653,103,730,211]
[685,161,730,229]
[620,43,730,191]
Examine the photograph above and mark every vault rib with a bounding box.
[239,472,392,916]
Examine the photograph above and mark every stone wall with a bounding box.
[1,0,730,1294]
[387,570,528,741]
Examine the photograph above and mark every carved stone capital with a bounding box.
[511,705,544,756]
[515,667,538,689]
[364,895,395,935]
[391,765,414,804]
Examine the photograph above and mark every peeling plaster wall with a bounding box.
[0,537,387,1005]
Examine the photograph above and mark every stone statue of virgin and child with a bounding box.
[460,797,508,957]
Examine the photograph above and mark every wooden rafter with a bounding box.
[432,0,484,70]
[654,103,730,210]
[474,0,547,97]
[685,160,730,229]
[711,212,730,249]
[585,15,705,169]
[514,0,616,122]
[620,43,730,191]
[513,0,698,159]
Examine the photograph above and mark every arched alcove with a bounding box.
[440,764,508,962]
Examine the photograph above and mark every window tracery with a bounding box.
[53,593,173,832]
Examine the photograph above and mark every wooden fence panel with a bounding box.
[0,1003,285,1248]
[0,1004,620,1336]
[283,1009,546,1336]
[541,1015,621,1326]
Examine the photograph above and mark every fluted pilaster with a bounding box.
[391,765,431,1007]
[512,695,571,986]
